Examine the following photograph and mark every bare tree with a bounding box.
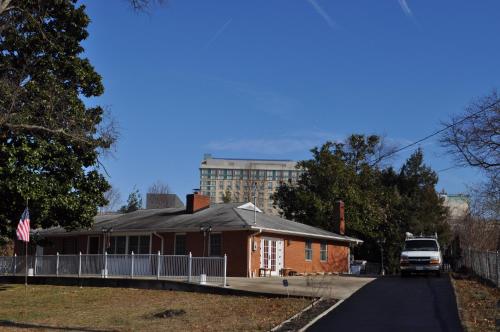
[100,186,122,214]
[441,90,500,170]
[148,180,171,194]
[454,214,499,251]
[441,90,500,221]
[128,0,167,12]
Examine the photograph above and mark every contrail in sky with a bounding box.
[205,18,233,48]
[398,0,413,17]
[306,0,336,30]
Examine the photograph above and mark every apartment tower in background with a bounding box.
[199,154,301,215]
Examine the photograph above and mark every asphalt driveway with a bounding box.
[309,275,462,332]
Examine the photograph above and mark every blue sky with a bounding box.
[80,0,500,205]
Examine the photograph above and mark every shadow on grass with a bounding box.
[0,320,117,331]
[0,285,13,291]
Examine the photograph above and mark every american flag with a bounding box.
[16,208,30,242]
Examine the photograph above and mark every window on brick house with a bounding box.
[175,234,187,255]
[209,234,222,256]
[108,236,126,254]
[320,242,328,261]
[128,235,150,254]
[62,238,77,255]
[305,240,313,261]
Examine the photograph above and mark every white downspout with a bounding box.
[248,228,262,278]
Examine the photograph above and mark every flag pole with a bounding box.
[25,198,29,290]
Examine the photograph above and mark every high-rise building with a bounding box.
[199,154,301,215]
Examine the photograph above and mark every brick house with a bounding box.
[33,194,362,277]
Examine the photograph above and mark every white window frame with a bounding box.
[305,240,313,261]
[320,242,328,262]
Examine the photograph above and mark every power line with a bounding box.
[371,103,493,166]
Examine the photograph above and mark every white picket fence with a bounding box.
[458,248,499,287]
[0,252,227,286]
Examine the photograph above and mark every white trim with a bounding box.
[250,226,363,244]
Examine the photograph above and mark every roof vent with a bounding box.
[237,202,262,213]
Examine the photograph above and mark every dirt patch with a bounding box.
[451,273,499,332]
[274,298,337,331]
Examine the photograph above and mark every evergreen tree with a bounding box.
[119,189,143,213]
[0,1,114,242]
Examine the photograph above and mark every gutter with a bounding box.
[249,226,363,244]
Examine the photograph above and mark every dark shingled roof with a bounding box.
[38,203,362,243]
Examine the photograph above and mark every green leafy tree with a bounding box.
[0,1,115,243]
[119,189,143,213]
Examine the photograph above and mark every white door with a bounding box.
[260,238,284,276]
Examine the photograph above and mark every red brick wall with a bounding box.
[249,233,349,276]
[221,231,249,277]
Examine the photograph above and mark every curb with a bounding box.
[298,299,344,332]
[449,273,469,332]
[270,298,322,332]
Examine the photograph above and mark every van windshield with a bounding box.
[404,240,438,251]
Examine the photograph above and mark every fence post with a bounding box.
[34,255,37,276]
[188,252,192,283]
[56,252,59,276]
[223,254,227,287]
[157,251,161,280]
[104,252,108,278]
[131,251,134,278]
[13,254,16,276]
[78,252,82,277]
[497,251,499,287]
[486,251,491,282]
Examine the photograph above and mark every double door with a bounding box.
[260,238,284,276]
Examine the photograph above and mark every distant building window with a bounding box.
[209,234,222,256]
[305,240,313,261]
[320,242,328,261]
[175,234,187,255]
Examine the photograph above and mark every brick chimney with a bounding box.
[333,200,345,235]
[186,193,211,214]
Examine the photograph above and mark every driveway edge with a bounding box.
[298,299,345,332]
[270,298,322,331]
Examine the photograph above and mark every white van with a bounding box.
[400,233,442,277]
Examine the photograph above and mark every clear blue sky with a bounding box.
[80,0,500,205]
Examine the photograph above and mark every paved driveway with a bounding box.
[226,275,374,299]
[309,275,462,332]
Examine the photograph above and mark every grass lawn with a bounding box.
[451,274,500,332]
[0,284,310,331]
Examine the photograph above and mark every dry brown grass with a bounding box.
[0,284,309,331]
[451,274,499,332]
